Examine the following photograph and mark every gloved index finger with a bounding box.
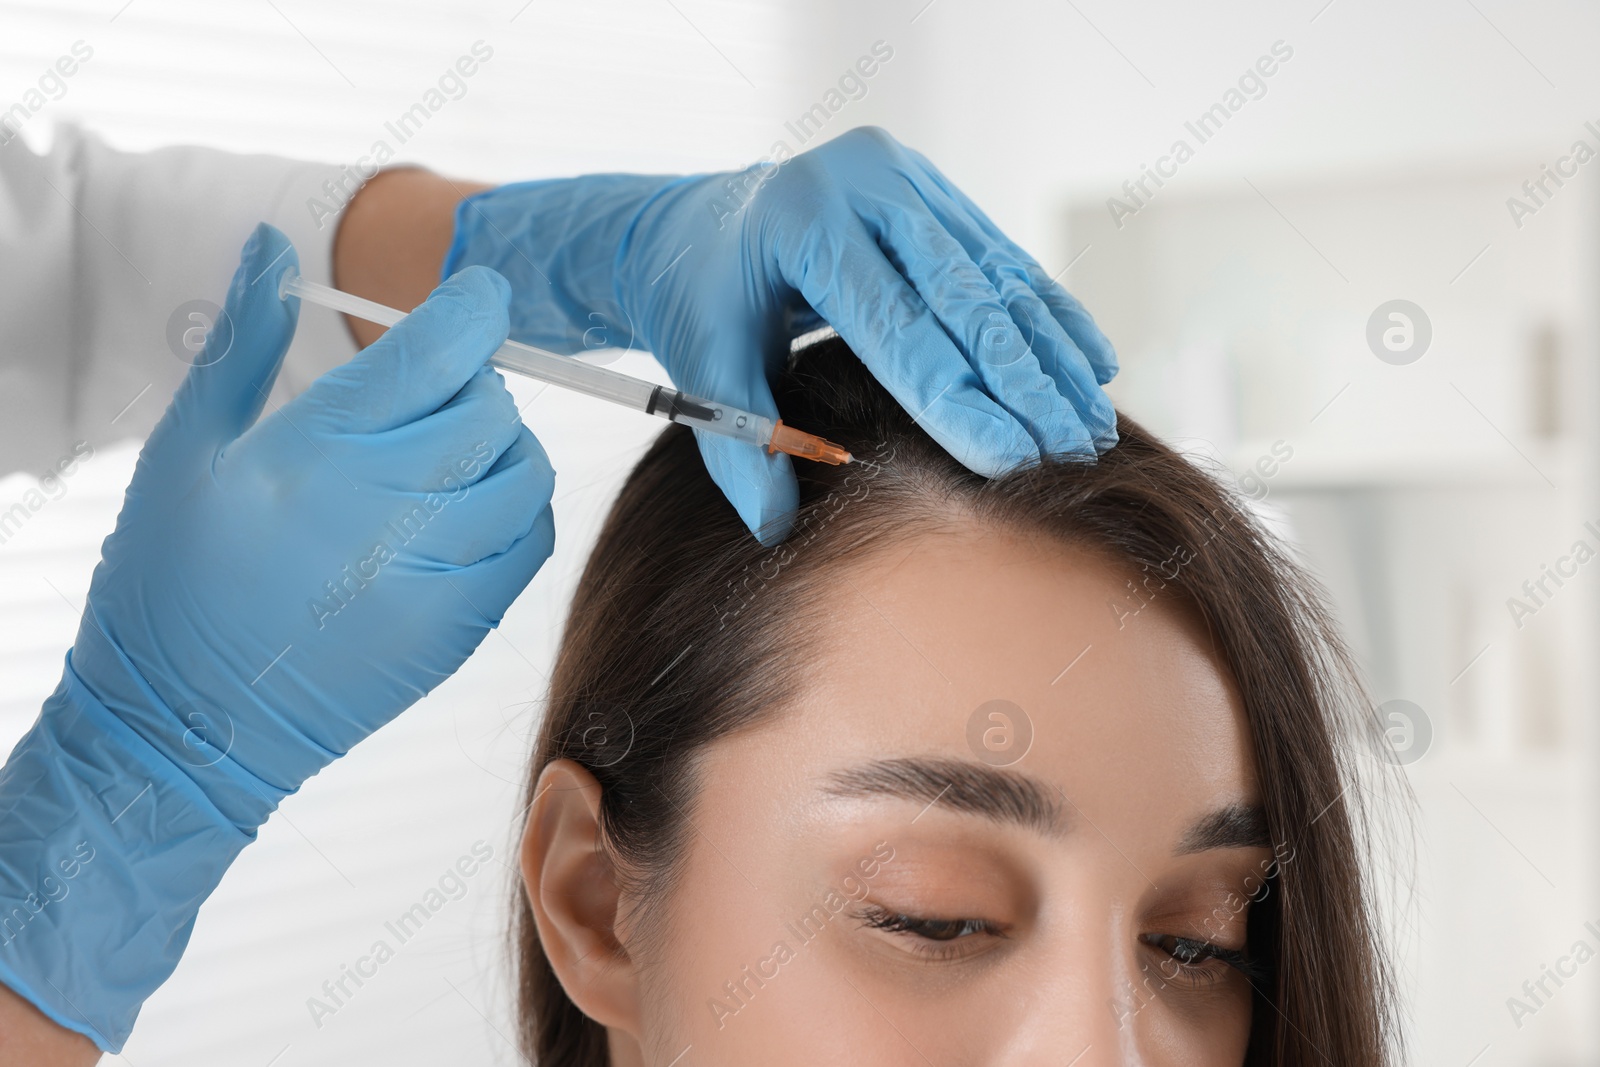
[903,146,1119,385]
[784,213,1041,478]
[292,266,513,434]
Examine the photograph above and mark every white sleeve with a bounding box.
[0,126,361,475]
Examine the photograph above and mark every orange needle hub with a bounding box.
[766,419,853,465]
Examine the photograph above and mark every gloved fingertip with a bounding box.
[1036,283,1119,385]
[242,220,293,265]
[234,223,299,318]
[236,220,300,300]
[1046,404,1105,461]
[457,264,513,305]
[984,416,1043,477]
[741,469,798,546]
[699,432,798,546]
[1071,324,1117,380]
[1039,405,1100,461]
[1087,348,1119,387]
[751,495,798,546]
[527,501,557,563]
[393,267,513,382]
[438,265,513,324]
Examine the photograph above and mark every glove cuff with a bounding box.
[0,659,271,1050]
[66,593,317,831]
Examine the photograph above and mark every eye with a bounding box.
[1142,933,1269,989]
[855,903,1007,961]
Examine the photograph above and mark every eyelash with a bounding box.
[856,907,1272,989]
[1143,934,1271,988]
[856,904,1007,961]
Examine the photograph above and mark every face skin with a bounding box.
[524,519,1275,1066]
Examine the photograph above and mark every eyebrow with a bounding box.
[820,757,1068,837]
[820,758,1271,856]
[1174,801,1271,855]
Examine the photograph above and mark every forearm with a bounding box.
[0,985,98,1067]
[333,167,493,347]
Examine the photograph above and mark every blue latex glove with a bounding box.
[0,224,555,1050]
[443,125,1117,544]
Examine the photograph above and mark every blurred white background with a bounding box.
[1,0,1597,1063]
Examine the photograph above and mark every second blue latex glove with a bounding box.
[0,224,555,1048]
[444,126,1117,544]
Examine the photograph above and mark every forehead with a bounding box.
[739,520,1259,845]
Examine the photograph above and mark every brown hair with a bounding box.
[513,334,1401,1065]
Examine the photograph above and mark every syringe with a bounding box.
[278,270,853,466]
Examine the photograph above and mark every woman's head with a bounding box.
[515,335,1397,1065]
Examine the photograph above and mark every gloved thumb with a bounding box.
[685,346,798,545]
[150,223,300,467]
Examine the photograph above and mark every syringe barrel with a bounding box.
[491,342,770,446]
[640,389,773,447]
[489,341,656,409]
[281,270,776,450]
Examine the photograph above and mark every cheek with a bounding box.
[1139,970,1255,1065]
[635,848,904,1066]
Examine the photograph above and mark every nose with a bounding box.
[989,920,1146,1067]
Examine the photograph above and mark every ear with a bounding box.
[521,758,642,1038]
